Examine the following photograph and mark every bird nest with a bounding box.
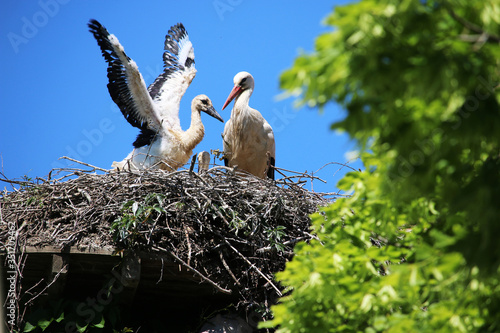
[0,159,337,318]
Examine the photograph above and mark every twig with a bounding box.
[0,177,35,187]
[207,165,241,175]
[315,161,359,174]
[153,245,232,295]
[219,251,241,286]
[183,225,192,266]
[156,257,164,284]
[273,166,311,175]
[224,240,282,297]
[187,169,211,188]
[279,174,326,184]
[23,264,68,306]
[189,154,197,173]
[59,156,109,172]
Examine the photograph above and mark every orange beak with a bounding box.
[222,85,242,110]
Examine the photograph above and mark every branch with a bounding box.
[153,245,232,295]
[447,7,500,44]
[0,176,33,187]
[58,156,109,173]
[219,251,241,286]
[314,161,359,174]
[23,264,68,306]
[225,240,282,297]
[189,153,197,173]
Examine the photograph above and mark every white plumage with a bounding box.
[197,151,211,173]
[88,20,223,171]
[222,72,275,179]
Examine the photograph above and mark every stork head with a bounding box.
[193,95,224,122]
[222,71,255,110]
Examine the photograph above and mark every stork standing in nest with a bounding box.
[88,20,223,171]
[221,72,276,179]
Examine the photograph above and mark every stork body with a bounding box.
[88,20,223,171]
[222,72,275,179]
[113,95,220,171]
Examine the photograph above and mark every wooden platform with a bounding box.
[1,246,236,331]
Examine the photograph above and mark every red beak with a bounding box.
[222,85,242,110]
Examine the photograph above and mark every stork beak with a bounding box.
[222,85,242,110]
[203,105,224,122]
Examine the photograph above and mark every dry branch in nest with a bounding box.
[0,162,337,315]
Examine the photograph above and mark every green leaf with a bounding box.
[270,1,500,332]
[430,229,458,249]
[76,322,88,333]
[23,322,36,332]
[92,315,105,329]
[38,318,53,331]
[153,206,165,214]
[55,311,65,323]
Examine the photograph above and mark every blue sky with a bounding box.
[1,0,360,193]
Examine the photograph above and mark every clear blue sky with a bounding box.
[1,0,360,193]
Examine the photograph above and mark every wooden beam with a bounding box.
[47,254,68,299]
[117,252,141,305]
[22,245,115,255]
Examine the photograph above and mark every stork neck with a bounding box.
[183,109,204,151]
[234,88,253,113]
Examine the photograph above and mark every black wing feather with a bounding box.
[88,19,147,131]
[267,157,275,180]
[133,127,157,148]
[148,23,195,99]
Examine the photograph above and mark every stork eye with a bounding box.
[202,99,209,105]
[240,78,247,84]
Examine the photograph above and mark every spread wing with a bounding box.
[88,19,161,135]
[148,23,197,132]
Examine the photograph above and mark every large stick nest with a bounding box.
[0,163,336,313]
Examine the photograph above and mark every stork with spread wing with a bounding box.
[88,19,223,171]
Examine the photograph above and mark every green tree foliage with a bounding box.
[265,1,500,331]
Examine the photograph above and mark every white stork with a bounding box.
[88,19,223,171]
[197,151,210,173]
[221,72,276,179]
